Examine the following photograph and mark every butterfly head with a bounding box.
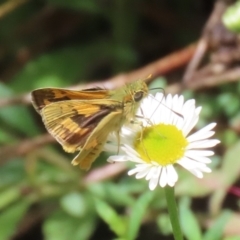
[130,80,148,103]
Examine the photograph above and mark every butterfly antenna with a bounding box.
[148,94,183,120]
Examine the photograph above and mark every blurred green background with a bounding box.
[1,0,240,240]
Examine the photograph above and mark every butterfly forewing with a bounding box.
[32,88,110,112]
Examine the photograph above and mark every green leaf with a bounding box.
[179,197,202,240]
[221,129,239,147]
[87,182,134,206]
[60,192,86,217]
[0,186,22,210]
[0,200,29,240]
[0,159,25,188]
[217,93,240,117]
[126,191,154,240]
[95,198,126,237]
[156,213,172,235]
[221,141,240,186]
[105,184,135,206]
[209,141,240,213]
[43,210,96,240]
[203,211,232,240]
[0,127,16,143]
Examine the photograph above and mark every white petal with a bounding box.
[178,157,208,169]
[187,131,215,142]
[187,123,217,142]
[183,109,201,136]
[181,105,199,136]
[148,167,161,190]
[185,151,212,163]
[171,96,183,126]
[135,166,152,179]
[187,168,204,178]
[155,92,165,101]
[185,150,214,157]
[198,165,212,173]
[130,164,149,172]
[178,158,205,177]
[145,165,157,180]
[128,164,147,176]
[187,139,220,149]
[159,167,167,187]
[107,155,127,163]
[166,165,178,185]
[122,145,143,163]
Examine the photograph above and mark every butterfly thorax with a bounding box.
[109,80,148,121]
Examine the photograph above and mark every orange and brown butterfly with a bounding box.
[31,80,148,170]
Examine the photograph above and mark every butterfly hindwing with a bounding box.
[71,111,122,170]
[40,100,121,154]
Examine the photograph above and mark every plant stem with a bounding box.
[164,186,183,240]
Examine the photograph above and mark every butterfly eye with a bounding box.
[134,91,144,102]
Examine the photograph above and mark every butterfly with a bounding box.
[31,80,148,170]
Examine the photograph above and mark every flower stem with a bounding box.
[164,186,183,240]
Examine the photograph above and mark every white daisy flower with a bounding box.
[106,93,220,190]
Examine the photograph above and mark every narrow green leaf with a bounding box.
[221,141,240,186]
[156,213,172,235]
[0,186,22,210]
[203,211,232,240]
[0,201,29,240]
[95,198,126,237]
[179,197,202,240]
[126,191,154,240]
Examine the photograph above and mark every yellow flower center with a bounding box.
[134,124,188,166]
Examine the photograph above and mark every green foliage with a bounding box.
[0,201,29,240]
[126,191,154,240]
[203,211,232,240]
[95,198,127,237]
[43,209,97,240]
[179,198,202,240]
[0,0,239,239]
